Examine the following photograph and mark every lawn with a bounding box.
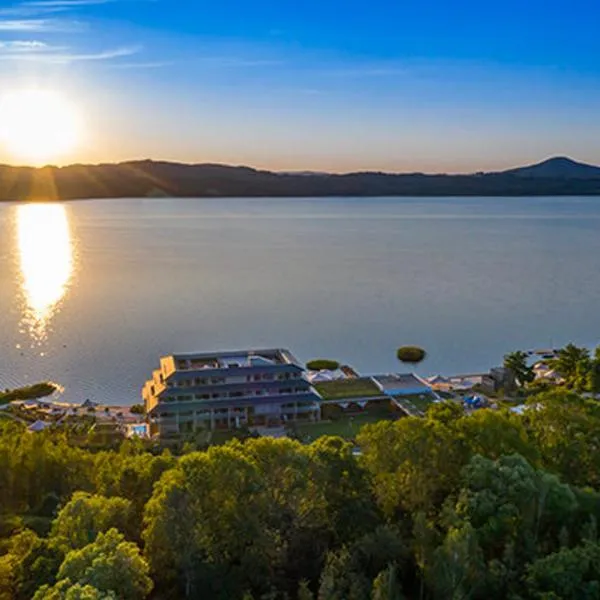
[393,393,438,416]
[291,412,394,443]
[313,378,383,401]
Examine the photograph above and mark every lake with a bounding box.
[1,196,600,405]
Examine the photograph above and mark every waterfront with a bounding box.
[1,196,600,404]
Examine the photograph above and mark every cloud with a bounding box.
[0,44,140,62]
[198,57,284,68]
[325,66,409,78]
[0,40,50,50]
[22,0,115,7]
[109,60,173,69]
[0,18,81,31]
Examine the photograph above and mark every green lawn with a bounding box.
[393,393,438,416]
[291,412,394,443]
[313,378,382,401]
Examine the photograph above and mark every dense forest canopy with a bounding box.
[2,387,600,599]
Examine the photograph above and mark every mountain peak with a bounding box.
[502,156,600,179]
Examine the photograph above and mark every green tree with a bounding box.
[526,541,600,599]
[51,492,134,548]
[53,529,152,600]
[525,390,600,488]
[33,580,117,600]
[503,351,534,388]
[396,347,426,366]
[550,344,591,389]
[298,580,314,600]
[358,418,466,516]
[371,565,404,600]
[587,347,600,395]
[13,533,66,599]
[143,445,268,598]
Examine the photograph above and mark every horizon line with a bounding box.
[0,154,592,177]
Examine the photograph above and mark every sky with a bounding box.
[0,0,600,172]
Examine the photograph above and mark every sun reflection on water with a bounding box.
[16,203,75,344]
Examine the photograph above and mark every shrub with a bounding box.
[306,359,340,371]
[396,346,427,364]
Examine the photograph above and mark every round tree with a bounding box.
[306,359,340,371]
[396,346,427,365]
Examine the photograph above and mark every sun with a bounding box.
[0,89,82,164]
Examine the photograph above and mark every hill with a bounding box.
[501,156,600,179]
[1,156,600,200]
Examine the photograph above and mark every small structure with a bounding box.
[125,423,149,438]
[81,399,99,409]
[28,420,50,433]
[371,373,433,397]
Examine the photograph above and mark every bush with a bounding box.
[396,346,427,364]
[130,404,145,415]
[306,359,340,371]
[0,382,58,405]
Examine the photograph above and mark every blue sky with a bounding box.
[0,0,599,171]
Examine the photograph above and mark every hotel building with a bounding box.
[142,348,321,437]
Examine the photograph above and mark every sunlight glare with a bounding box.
[0,89,82,164]
[16,204,75,343]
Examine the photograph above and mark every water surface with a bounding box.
[1,196,599,404]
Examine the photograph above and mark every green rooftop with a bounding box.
[313,377,383,401]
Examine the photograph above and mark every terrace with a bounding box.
[172,349,295,371]
[313,377,383,401]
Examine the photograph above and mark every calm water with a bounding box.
[1,196,600,404]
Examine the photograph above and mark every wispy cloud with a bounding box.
[109,60,173,69]
[325,66,409,78]
[22,0,115,7]
[0,44,140,62]
[0,18,81,31]
[0,39,50,50]
[198,57,284,68]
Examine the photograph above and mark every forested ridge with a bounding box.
[3,157,600,201]
[2,389,600,599]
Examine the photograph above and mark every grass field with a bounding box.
[291,412,394,442]
[313,378,383,401]
[393,393,438,416]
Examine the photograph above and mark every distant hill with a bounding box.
[1,156,600,201]
[501,156,600,179]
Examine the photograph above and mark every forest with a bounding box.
[1,387,600,599]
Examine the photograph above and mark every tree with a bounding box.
[587,347,600,395]
[371,565,404,600]
[51,492,135,548]
[524,390,600,488]
[526,541,600,599]
[33,580,117,600]
[396,347,426,366]
[143,445,268,598]
[503,351,534,388]
[129,404,145,415]
[53,529,152,600]
[550,344,591,388]
[306,360,340,371]
[358,418,465,516]
[298,580,314,600]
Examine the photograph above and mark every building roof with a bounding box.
[372,373,432,394]
[428,374,449,384]
[28,420,50,432]
[168,348,301,369]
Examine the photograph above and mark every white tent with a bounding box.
[28,420,50,432]
[308,371,335,383]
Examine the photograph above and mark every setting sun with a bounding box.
[0,90,82,164]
